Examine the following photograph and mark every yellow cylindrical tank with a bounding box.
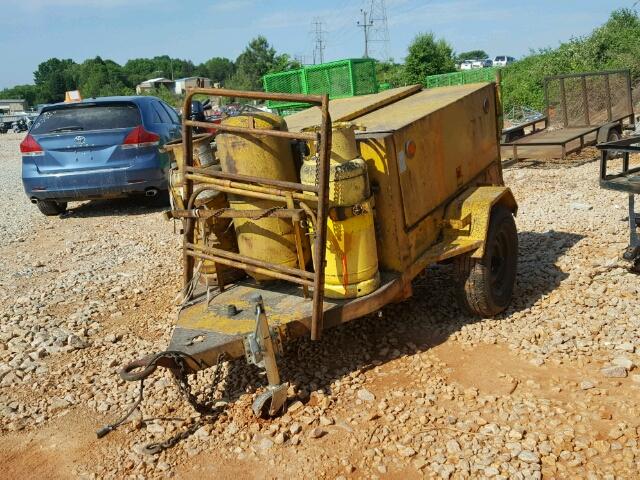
[162,135,243,284]
[301,123,380,298]
[216,112,307,281]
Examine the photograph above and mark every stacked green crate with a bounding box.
[263,59,379,115]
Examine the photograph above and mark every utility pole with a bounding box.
[357,9,373,58]
[312,18,326,64]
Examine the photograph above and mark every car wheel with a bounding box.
[455,205,518,317]
[37,200,68,216]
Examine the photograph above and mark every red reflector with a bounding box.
[20,134,44,156]
[122,125,160,148]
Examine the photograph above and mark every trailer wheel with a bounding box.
[606,129,621,160]
[37,200,67,216]
[455,205,517,317]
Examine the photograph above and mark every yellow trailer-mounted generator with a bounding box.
[114,83,518,428]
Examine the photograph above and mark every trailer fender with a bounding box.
[597,122,622,144]
[443,186,518,260]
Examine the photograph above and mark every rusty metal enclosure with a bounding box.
[544,70,633,128]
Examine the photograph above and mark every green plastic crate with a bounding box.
[263,59,378,109]
[425,68,497,88]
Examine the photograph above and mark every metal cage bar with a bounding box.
[180,87,331,340]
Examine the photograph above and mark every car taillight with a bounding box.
[122,126,160,149]
[20,134,44,156]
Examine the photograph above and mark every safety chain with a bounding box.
[97,351,227,455]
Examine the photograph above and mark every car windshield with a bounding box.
[31,103,141,134]
[495,56,505,61]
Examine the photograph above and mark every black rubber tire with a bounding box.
[455,205,518,317]
[606,130,621,160]
[36,200,67,216]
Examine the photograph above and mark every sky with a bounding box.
[0,0,636,89]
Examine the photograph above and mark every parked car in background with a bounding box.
[460,60,475,71]
[493,55,516,67]
[460,59,493,70]
[21,96,181,216]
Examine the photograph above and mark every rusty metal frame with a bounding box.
[180,88,331,341]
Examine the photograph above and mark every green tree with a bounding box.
[376,60,406,87]
[0,84,40,106]
[196,57,235,85]
[33,58,77,103]
[122,56,196,86]
[456,50,489,62]
[140,87,182,108]
[501,8,640,112]
[228,36,300,91]
[404,33,456,84]
[74,57,131,98]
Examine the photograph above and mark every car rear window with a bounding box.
[495,56,505,61]
[31,103,141,134]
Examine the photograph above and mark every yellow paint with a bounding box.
[442,185,517,259]
[216,113,308,280]
[301,124,380,298]
[355,83,515,272]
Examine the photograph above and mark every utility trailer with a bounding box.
[501,70,635,161]
[598,136,640,268]
[109,83,519,443]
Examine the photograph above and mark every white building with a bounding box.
[174,77,212,95]
[135,78,176,95]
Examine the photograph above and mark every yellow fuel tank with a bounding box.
[162,135,242,284]
[301,123,380,298]
[216,113,306,281]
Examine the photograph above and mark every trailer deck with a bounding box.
[502,125,600,161]
[501,70,635,161]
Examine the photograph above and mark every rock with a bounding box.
[518,451,540,464]
[288,401,303,413]
[580,380,595,390]
[398,445,416,457]
[274,432,286,445]
[50,397,70,410]
[446,439,461,454]
[308,427,326,439]
[104,333,117,343]
[601,366,628,378]
[146,423,164,434]
[570,202,593,211]
[255,437,274,451]
[357,389,375,402]
[319,416,334,426]
[289,422,302,435]
[617,342,635,353]
[612,356,634,370]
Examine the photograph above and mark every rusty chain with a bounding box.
[97,351,227,455]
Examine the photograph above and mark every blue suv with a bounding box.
[21,96,181,215]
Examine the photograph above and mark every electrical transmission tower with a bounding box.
[357,9,374,58]
[367,0,390,60]
[312,18,326,64]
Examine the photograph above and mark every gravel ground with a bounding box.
[0,133,44,247]
[1,135,640,479]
